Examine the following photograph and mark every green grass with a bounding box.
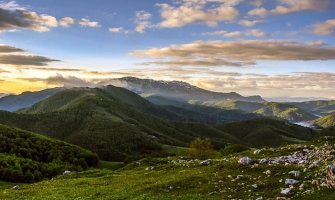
[97,161,125,170]
[1,140,334,200]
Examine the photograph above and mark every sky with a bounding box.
[0,0,335,98]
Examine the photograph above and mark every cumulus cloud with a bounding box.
[0,1,60,32]
[248,7,268,17]
[239,19,264,27]
[132,40,335,67]
[313,19,335,35]
[135,11,153,33]
[59,17,75,27]
[245,29,267,37]
[46,74,97,88]
[79,18,100,27]
[157,0,240,28]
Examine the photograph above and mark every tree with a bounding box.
[189,138,215,159]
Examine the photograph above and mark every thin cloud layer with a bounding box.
[313,19,335,35]
[131,40,335,67]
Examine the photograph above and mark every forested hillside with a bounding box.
[0,124,98,183]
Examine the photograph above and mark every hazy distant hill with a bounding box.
[0,88,64,112]
[290,100,335,116]
[109,77,265,103]
[188,100,317,122]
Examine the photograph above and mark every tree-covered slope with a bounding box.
[0,124,98,183]
[215,119,316,147]
[0,88,64,112]
[189,100,317,122]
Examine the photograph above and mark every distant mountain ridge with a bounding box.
[109,77,265,103]
[0,88,64,112]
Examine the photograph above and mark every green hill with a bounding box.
[0,86,318,162]
[313,113,335,128]
[215,119,316,147]
[0,124,98,183]
[189,100,317,122]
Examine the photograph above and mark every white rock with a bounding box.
[252,184,258,188]
[12,185,20,190]
[63,170,71,175]
[289,170,300,177]
[200,159,212,166]
[265,170,271,175]
[281,188,292,196]
[285,179,299,185]
[238,157,253,165]
[259,159,268,164]
[254,149,262,155]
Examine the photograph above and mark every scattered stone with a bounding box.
[200,159,212,166]
[12,185,20,190]
[265,170,271,175]
[256,197,263,200]
[252,184,258,189]
[289,170,300,177]
[259,159,268,164]
[254,149,262,155]
[285,179,299,185]
[326,164,335,188]
[63,170,71,175]
[281,188,292,196]
[238,157,253,165]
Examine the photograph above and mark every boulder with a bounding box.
[238,157,253,165]
[12,185,20,190]
[280,188,292,196]
[285,179,299,185]
[200,159,212,166]
[63,170,71,175]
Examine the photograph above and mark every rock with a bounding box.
[63,170,71,175]
[280,188,292,196]
[265,170,271,175]
[252,184,258,188]
[238,157,253,165]
[236,175,244,180]
[254,149,262,155]
[326,164,335,188]
[256,197,263,200]
[259,159,268,164]
[12,185,20,190]
[200,159,212,166]
[289,170,300,177]
[285,179,299,185]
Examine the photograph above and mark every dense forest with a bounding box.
[0,124,99,183]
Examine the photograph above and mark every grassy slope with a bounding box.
[314,113,335,128]
[1,139,334,200]
[290,100,335,116]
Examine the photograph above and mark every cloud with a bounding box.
[0,1,59,32]
[248,7,268,17]
[271,0,330,15]
[59,17,75,27]
[109,27,130,34]
[202,29,267,38]
[0,45,24,53]
[131,40,335,67]
[313,19,335,35]
[79,18,100,27]
[0,55,59,66]
[245,29,267,37]
[250,0,264,7]
[239,19,264,27]
[202,30,242,37]
[156,0,240,28]
[135,11,153,33]
[141,58,254,67]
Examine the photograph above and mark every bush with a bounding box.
[220,144,250,156]
[188,138,216,159]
